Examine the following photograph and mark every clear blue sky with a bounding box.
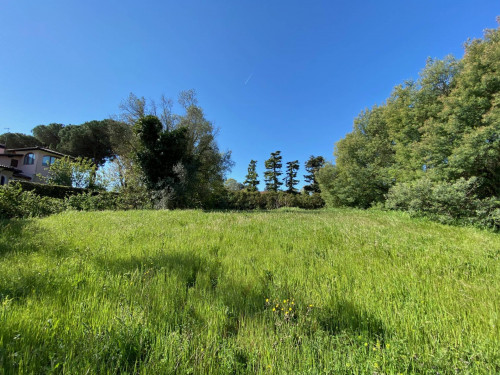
[0,1,498,189]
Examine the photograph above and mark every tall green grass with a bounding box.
[0,209,498,374]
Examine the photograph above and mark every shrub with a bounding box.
[0,183,65,219]
[385,177,499,230]
[16,181,88,199]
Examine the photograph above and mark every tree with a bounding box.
[32,123,64,149]
[318,23,500,213]
[41,156,98,189]
[58,120,125,166]
[224,178,244,192]
[303,155,325,194]
[0,133,41,148]
[284,160,300,194]
[243,160,259,192]
[132,90,232,208]
[264,151,283,192]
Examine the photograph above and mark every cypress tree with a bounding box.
[264,151,283,192]
[285,160,300,194]
[244,160,259,192]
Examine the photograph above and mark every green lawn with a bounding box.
[0,209,499,374]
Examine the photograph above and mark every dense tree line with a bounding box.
[317,25,499,228]
[0,120,131,166]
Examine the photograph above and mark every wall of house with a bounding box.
[26,151,61,182]
[0,170,13,185]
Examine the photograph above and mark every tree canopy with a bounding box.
[318,25,500,215]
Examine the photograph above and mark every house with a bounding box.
[0,144,69,185]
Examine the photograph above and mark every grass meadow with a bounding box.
[0,209,499,374]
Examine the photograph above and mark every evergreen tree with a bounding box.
[264,151,283,192]
[244,160,259,191]
[304,155,325,194]
[285,160,300,194]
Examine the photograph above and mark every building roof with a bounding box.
[6,146,68,157]
[0,164,16,172]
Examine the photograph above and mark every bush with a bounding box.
[385,177,499,230]
[222,191,324,210]
[65,192,122,211]
[0,183,65,219]
[16,181,89,199]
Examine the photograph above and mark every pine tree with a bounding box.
[243,160,259,192]
[264,151,283,192]
[285,160,300,194]
[304,155,325,194]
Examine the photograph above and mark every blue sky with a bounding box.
[0,1,498,188]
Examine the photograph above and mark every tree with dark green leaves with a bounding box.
[132,91,232,208]
[264,151,283,192]
[0,133,41,148]
[284,160,300,194]
[303,155,325,194]
[317,23,499,227]
[243,160,259,192]
[58,119,128,166]
[32,123,64,150]
[134,115,190,193]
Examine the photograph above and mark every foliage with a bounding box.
[15,181,89,199]
[284,160,299,194]
[0,210,498,373]
[0,133,41,148]
[303,155,325,194]
[264,151,283,192]
[385,177,500,229]
[0,183,65,219]
[224,191,324,210]
[40,156,98,189]
[132,91,232,209]
[319,24,500,226]
[243,160,259,192]
[224,178,244,192]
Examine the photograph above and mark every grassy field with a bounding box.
[0,209,499,374]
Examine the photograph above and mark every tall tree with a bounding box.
[303,155,325,194]
[264,151,283,192]
[243,160,259,192]
[284,160,300,194]
[32,123,64,149]
[58,120,126,166]
[131,90,232,208]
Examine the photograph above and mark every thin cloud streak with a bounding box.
[244,73,253,85]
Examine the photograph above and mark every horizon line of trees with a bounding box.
[225,154,325,194]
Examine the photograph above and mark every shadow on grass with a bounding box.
[318,300,388,340]
[94,251,269,330]
[0,219,36,258]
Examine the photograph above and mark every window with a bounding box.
[0,176,5,185]
[42,155,58,166]
[24,153,35,165]
[10,159,18,167]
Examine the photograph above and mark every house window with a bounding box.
[24,153,35,165]
[42,155,58,166]
[10,159,18,167]
[0,176,5,185]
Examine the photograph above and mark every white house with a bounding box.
[0,144,69,185]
